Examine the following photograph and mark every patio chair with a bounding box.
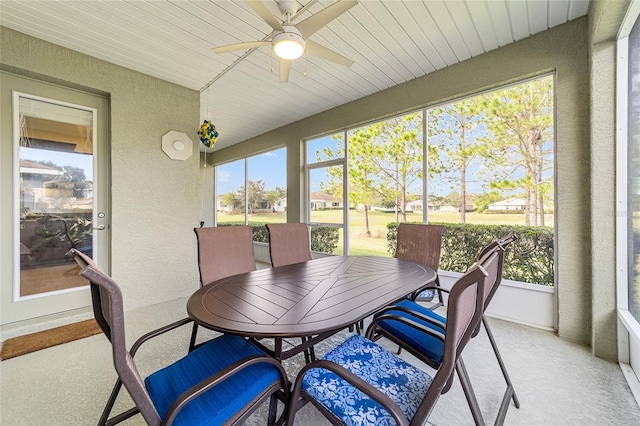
[286,252,491,426]
[265,223,312,268]
[354,223,444,334]
[68,248,289,426]
[366,235,519,425]
[395,223,445,304]
[265,222,315,361]
[191,225,257,350]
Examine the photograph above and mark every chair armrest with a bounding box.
[365,312,446,343]
[372,304,447,330]
[411,284,450,301]
[162,355,289,425]
[130,318,193,357]
[294,359,410,426]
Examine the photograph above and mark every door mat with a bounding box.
[0,318,101,361]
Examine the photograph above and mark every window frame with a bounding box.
[616,0,640,362]
[304,135,349,254]
[213,146,287,228]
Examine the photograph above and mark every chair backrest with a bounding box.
[68,248,161,425]
[476,234,517,310]
[266,223,312,267]
[194,226,256,287]
[395,223,444,272]
[412,249,500,423]
[67,248,113,341]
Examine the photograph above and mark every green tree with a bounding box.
[266,186,286,210]
[318,115,425,228]
[347,129,378,235]
[366,113,424,222]
[428,99,484,223]
[221,192,238,211]
[243,179,266,213]
[479,77,554,226]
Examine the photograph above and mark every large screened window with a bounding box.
[616,0,640,388]
[620,4,640,325]
[215,147,287,235]
[629,13,640,324]
[305,76,555,286]
[427,76,554,227]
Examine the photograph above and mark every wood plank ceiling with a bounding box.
[0,0,590,151]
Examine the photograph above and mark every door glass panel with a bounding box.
[18,96,93,297]
[309,166,344,224]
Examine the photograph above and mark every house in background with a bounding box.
[310,192,342,210]
[273,197,287,212]
[488,198,527,211]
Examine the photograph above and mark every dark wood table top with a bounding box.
[187,255,436,339]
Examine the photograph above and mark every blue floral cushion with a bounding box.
[377,299,446,364]
[145,334,280,426]
[302,334,433,426]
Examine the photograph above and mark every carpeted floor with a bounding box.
[0,318,101,361]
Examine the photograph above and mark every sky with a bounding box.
[216,147,287,195]
[20,147,93,179]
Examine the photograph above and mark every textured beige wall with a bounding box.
[0,27,201,311]
[213,19,593,345]
[589,41,617,360]
[587,0,630,361]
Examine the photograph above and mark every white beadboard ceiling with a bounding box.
[0,0,590,151]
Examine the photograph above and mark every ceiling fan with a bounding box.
[213,0,358,83]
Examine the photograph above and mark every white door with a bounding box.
[0,72,110,325]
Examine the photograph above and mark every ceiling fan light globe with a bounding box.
[273,32,305,60]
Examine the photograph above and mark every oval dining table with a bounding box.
[187,255,436,361]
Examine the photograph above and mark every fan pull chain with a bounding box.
[270,49,274,73]
[304,51,307,77]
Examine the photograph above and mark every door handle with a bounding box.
[93,225,105,231]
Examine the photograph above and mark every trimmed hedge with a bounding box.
[386,222,554,286]
[217,221,554,286]
[218,222,340,254]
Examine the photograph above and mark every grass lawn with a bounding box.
[218,209,554,256]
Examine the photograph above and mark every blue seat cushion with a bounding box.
[377,299,446,365]
[302,334,433,426]
[145,334,280,426]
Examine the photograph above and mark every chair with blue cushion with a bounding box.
[265,223,312,268]
[353,222,444,334]
[395,223,445,305]
[69,249,289,426]
[191,226,257,351]
[286,252,493,426]
[366,235,520,425]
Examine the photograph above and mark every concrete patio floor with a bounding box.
[1,296,639,425]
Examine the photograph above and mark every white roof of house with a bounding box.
[490,198,526,206]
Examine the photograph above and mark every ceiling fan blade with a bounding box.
[306,40,354,67]
[246,0,283,31]
[296,0,358,39]
[279,59,292,83]
[213,41,270,54]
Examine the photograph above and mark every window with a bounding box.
[427,76,554,228]
[622,7,640,324]
[16,95,95,297]
[304,77,555,285]
[216,159,244,225]
[215,147,286,237]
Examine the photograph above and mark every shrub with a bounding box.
[386,222,554,286]
[218,222,340,254]
[310,226,340,253]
